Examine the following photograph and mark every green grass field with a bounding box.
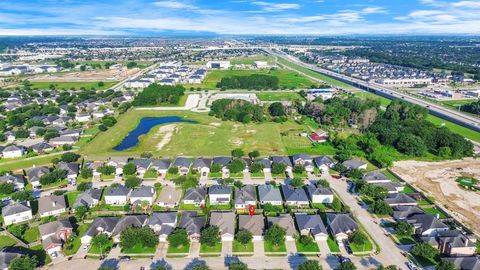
[232,240,254,252]
[0,235,17,249]
[167,242,190,253]
[183,69,315,90]
[200,242,222,253]
[256,92,305,102]
[81,110,322,159]
[29,81,117,90]
[0,152,66,172]
[264,241,286,252]
[230,55,276,65]
[295,239,320,252]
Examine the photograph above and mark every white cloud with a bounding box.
[153,1,196,9]
[452,1,480,8]
[251,1,301,12]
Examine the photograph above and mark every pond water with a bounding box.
[113,116,196,151]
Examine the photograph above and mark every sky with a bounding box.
[1,0,480,36]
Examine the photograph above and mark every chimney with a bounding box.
[26,201,30,207]
[52,200,56,207]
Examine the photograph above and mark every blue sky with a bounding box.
[1,0,480,35]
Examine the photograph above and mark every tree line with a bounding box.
[132,84,185,106]
[216,74,279,90]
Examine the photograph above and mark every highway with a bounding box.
[266,49,480,133]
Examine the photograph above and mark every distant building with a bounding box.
[206,61,230,69]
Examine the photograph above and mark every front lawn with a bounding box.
[66,191,80,208]
[179,203,202,210]
[0,235,17,248]
[394,234,417,245]
[89,238,113,255]
[349,238,373,253]
[23,226,40,243]
[143,169,158,179]
[401,185,416,194]
[167,242,190,253]
[232,240,253,252]
[264,241,286,252]
[200,242,222,253]
[295,239,320,252]
[327,236,340,252]
[250,172,264,178]
[422,207,447,219]
[122,243,157,254]
[30,244,51,265]
[64,224,90,256]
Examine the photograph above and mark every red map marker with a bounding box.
[248,205,255,216]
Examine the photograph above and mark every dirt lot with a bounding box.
[392,158,480,235]
[27,67,140,82]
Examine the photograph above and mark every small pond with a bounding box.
[113,116,196,151]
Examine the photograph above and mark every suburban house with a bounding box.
[422,230,477,257]
[57,162,79,181]
[406,213,449,237]
[183,186,207,206]
[192,158,212,177]
[212,157,232,177]
[2,145,25,158]
[2,201,33,226]
[257,184,283,205]
[238,215,265,241]
[39,219,73,255]
[0,248,24,269]
[27,166,50,188]
[148,211,178,242]
[313,156,335,173]
[384,193,418,206]
[104,185,131,205]
[308,129,329,143]
[179,211,206,241]
[130,185,156,206]
[38,195,67,218]
[444,257,480,270]
[267,214,296,241]
[73,189,103,209]
[392,206,425,220]
[157,186,182,208]
[255,158,271,173]
[295,213,328,241]
[208,185,231,205]
[291,154,314,173]
[107,157,129,176]
[362,171,391,183]
[151,159,171,177]
[271,156,293,175]
[82,215,148,243]
[342,159,368,170]
[234,185,257,209]
[306,184,334,204]
[281,185,309,207]
[132,158,152,176]
[31,142,55,153]
[84,161,103,178]
[373,182,404,193]
[172,157,192,175]
[0,174,25,190]
[209,211,235,241]
[50,136,78,146]
[326,213,359,242]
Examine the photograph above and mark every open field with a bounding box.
[80,110,319,159]
[0,152,66,172]
[27,81,118,90]
[392,158,480,235]
[230,55,276,65]
[183,69,315,90]
[256,92,304,102]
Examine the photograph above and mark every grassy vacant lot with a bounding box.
[183,69,315,90]
[0,235,17,248]
[230,55,276,65]
[29,81,117,91]
[440,99,474,111]
[256,92,305,102]
[81,110,320,159]
[0,152,66,172]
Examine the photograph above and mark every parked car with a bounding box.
[406,262,417,270]
[338,256,351,263]
[59,184,67,188]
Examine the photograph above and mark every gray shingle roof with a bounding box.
[444,256,480,270]
[132,158,152,169]
[267,214,296,236]
[313,156,334,167]
[271,156,292,167]
[208,185,231,195]
[212,156,232,166]
[2,201,31,217]
[326,213,358,235]
[392,206,425,220]
[148,211,177,226]
[193,158,212,168]
[406,213,448,234]
[238,215,264,236]
[384,193,417,205]
[295,213,327,236]
[342,159,367,169]
[84,216,120,237]
[209,211,235,236]
[281,185,309,202]
[179,211,206,235]
[106,185,130,197]
[363,171,390,182]
[183,186,207,202]
[152,159,171,170]
[173,157,191,168]
[130,186,155,198]
[38,195,66,215]
[257,184,282,202]
[73,189,103,208]
[255,158,271,169]
[234,185,256,204]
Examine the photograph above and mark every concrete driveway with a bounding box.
[188,241,200,258]
[154,242,168,259]
[221,241,233,256]
[253,240,265,257]
[316,240,330,257]
[285,240,297,254]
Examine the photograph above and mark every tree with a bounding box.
[80,168,93,179]
[298,260,321,270]
[396,134,427,156]
[167,228,189,248]
[264,224,286,247]
[97,165,115,175]
[338,261,356,270]
[123,162,136,175]
[77,182,90,192]
[369,200,393,215]
[0,182,15,194]
[292,164,305,174]
[249,162,264,173]
[200,226,220,247]
[436,260,456,270]
[74,205,88,221]
[167,167,178,175]
[60,152,80,162]
[191,264,210,270]
[234,180,243,189]
[411,243,438,261]
[228,159,246,174]
[173,175,198,189]
[232,148,245,158]
[349,231,368,246]
[210,163,222,173]
[9,255,37,270]
[11,190,33,201]
[125,176,141,188]
[290,177,304,188]
[8,224,27,238]
[331,196,343,212]
[229,262,249,270]
[316,179,330,187]
[120,227,158,250]
[236,230,253,248]
[395,221,413,236]
[268,102,286,116]
[248,150,260,159]
[91,234,111,256]
[271,163,286,175]
[378,266,399,270]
